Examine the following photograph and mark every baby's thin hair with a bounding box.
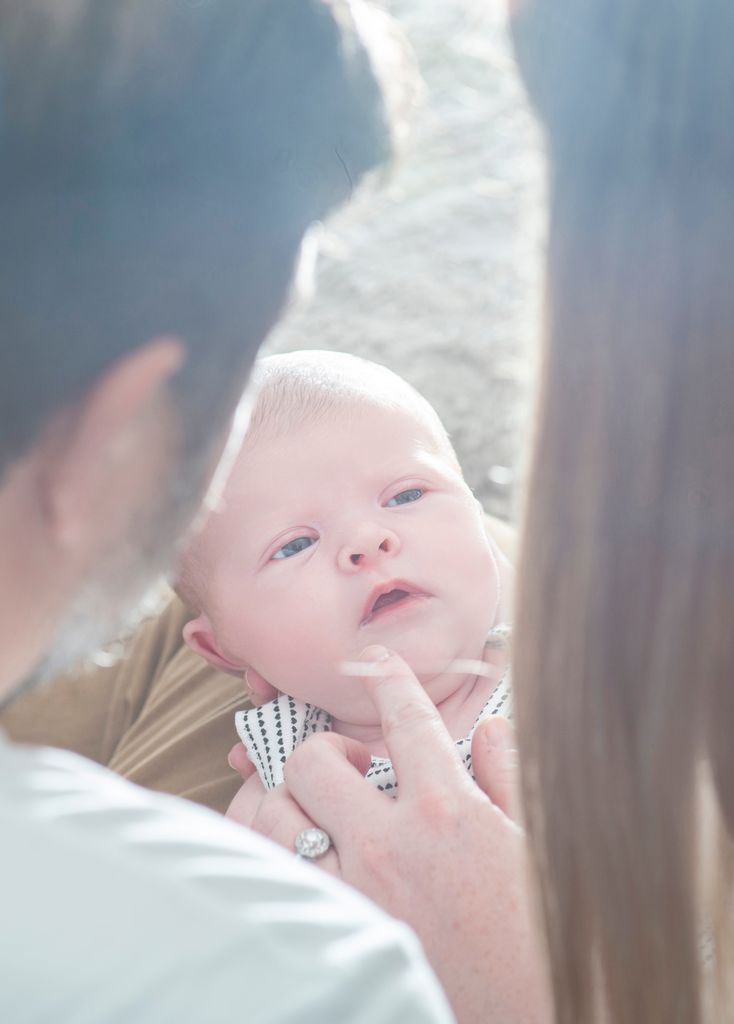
[244,350,457,461]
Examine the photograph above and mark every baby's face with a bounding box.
[195,403,500,727]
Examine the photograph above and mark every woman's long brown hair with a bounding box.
[510,1,734,1020]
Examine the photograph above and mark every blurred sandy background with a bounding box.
[263,0,546,522]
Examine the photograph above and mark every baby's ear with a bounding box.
[182,615,244,676]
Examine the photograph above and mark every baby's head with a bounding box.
[179,350,501,729]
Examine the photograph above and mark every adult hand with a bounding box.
[224,739,370,879]
[471,714,523,824]
[272,647,551,1024]
[225,759,265,828]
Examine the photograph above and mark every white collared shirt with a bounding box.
[0,734,453,1023]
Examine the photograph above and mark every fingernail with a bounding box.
[359,645,393,663]
[228,745,254,771]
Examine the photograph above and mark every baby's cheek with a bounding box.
[463,542,502,624]
[273,622,319,669]
[266,620,334,694]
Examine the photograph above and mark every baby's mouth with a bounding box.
[361,583,427,626]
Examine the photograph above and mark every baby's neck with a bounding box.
[330,644,507,759]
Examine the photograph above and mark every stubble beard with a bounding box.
[6,388,256,709]
[3,436,217,710]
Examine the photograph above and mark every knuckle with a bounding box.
[284,732,337,778]
[413,785,462,834]
[380,696,437,741]
[354,832,398,885]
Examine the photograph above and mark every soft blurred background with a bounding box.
[263,0,545,523]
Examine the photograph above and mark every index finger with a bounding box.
[358,646,466,793]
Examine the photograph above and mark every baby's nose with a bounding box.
[337,528,400,572]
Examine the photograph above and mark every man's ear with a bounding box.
[183,615,245,675]
[41,336,185,550]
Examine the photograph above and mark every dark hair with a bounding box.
[0,0,393,476]
[512,0,734,1020]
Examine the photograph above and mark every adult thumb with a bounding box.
[471,716,522,824]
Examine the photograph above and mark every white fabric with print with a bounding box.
[235,624,512,792]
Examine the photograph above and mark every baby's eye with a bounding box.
[272,536,316,560]
[385,487,423,507]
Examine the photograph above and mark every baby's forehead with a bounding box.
[246,387,449,456]
[218,400,451,515]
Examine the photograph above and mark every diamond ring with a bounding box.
[294,826,332,860]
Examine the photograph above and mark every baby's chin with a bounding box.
[394,632,490,684]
